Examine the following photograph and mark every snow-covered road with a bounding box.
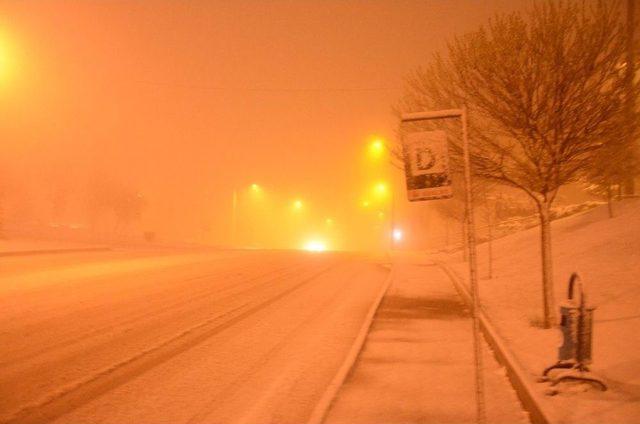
[0,249,389,424]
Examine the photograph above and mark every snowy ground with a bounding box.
[0,239,107,255]
[324,259,529,424]
[0,249,388,424]
[438,199,640,423]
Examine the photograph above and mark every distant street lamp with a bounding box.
[368,137,386,159]
[365,136,398,250]
[373,181,389,199]
[0,34,16,86]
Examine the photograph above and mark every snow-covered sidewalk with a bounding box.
[437,199,640,424]
[323,259,528,424]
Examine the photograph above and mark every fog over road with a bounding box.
[0,249,389,424]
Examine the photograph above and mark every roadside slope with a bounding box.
[440,199,640,424]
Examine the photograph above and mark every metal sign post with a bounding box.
[401,107,486,424]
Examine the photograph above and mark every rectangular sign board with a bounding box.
[403,130,453,201]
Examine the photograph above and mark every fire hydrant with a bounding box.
[542,273,606,391]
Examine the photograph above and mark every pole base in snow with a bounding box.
[542,361,607,391]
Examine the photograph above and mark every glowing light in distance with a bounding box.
[293,199,304,211]
[373,182,389,198]
[303,240,327,252]
[393,228,403,242]
[368,137,386,158]
[361,200,371,208]
[250,183,261,192]
[377,211,385,220]
[325,218,334,226]
[0,32,17,84]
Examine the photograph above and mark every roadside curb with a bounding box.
[0,247,111,257]
[437,261,558,424]
[306,263,395,424]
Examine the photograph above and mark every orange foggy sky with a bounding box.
[0,0,531,245]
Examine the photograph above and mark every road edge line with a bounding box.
[306,263,395,424]
[436,260,558,424]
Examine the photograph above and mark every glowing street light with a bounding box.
[250,183,261,193]
[392,228,403,242]
[373,181,389,199]
[364,135,396,251]
[0,33,15,85]
[367,136,388,160]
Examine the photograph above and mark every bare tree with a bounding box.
[86,175,145,240]
[397,0,637,328]
[583,136,635,218]
[622,0,639,194]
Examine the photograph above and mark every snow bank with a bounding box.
[439,198,640,424]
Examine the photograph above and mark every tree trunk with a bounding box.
[623,0,637,196]
[462,216,469,262]
[538,200,557,328]
[487,211,493,279]
[445,220,450,250]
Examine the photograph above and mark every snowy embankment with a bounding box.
[438,198,640,424]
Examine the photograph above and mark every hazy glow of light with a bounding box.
[373,182,388,199]
[325,218,334,226]
[377,211,385,220]
[368,137,386,159]
[250,183,261,192]
[293,199,304,211]
[0,32,16,85]
[393,228,403,242]
[361,199,370,208]
[303,239,327,252]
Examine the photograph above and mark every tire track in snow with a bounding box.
[0,259,308,368]
[184,263,364,424]
[1,260,341,424]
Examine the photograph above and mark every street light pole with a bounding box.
[461,105,486,424]
[389,185,396,250]
[231,188,238,248]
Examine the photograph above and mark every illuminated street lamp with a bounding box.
[373,181,389,199]
[365,135,397,250]
[368,137,386,159]
[0,33,16,86]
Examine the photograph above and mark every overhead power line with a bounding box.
[135,80,401,92]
